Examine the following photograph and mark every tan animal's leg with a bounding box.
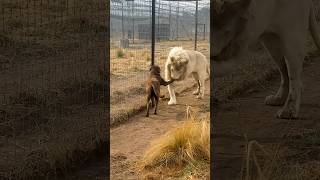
[192,73,200,95]
[277,38,304,119]
[262,37,289,106]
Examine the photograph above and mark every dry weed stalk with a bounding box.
[245,140,276,180]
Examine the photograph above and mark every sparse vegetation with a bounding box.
[140,108,210,179]
[146,54,151,62]
[116,48,125,58]
[243,138,320,180]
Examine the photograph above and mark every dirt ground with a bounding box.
[110,41,210,126]
[110,80,210,179]
[0,1,108,178]
[213,57,320,179]
[61,80,210,180]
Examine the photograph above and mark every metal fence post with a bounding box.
[151,0,155,66]
[176,2,179,40]
[122,1,124,39]
[169,3,171,40]
[132,1,135,44]
[157,1,160,42]
[194,0,198,51]
[204,24,206,40]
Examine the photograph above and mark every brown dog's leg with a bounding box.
[151,96,155,107]
[146,95,151,117]
[154,96,159,115]
[159,78,175,86]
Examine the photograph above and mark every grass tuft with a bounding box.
[140,107,210,179]
[243,133,320,180]
[116,48,125,58]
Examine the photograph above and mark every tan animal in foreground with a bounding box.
[146,65,175,117]
[212,0,320,119]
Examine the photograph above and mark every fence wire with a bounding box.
[110,0,210,125]
[0,0,107,178]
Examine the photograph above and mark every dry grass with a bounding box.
[243,144,320,180]
[0,0,109,179]
[0,77,105,179]
[116,48,125,58]
[110,41,209,76]
[139,107,210,179]
[243,131,320,180]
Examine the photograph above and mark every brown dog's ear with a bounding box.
[155,66,161,73]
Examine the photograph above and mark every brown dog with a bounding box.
[146,65,175,117]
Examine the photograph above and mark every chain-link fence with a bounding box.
[110,0,209,42]
[110,0,210,125]
[0,0,107,178]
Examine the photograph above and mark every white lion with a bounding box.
[164,47,210,105]
[212,0,320,119]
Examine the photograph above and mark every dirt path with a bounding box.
[59,81,210,180]
[213,57,320,179]
[110,81,210,179]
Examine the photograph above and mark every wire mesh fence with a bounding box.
[110,0,210,125]
[0,0,107,178]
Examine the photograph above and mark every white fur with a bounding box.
[213,0,320,119]
[165,47,210,105]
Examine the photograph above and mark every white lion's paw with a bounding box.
[277,107,298,119]
[265,95,286,106]
[168,99,177,105]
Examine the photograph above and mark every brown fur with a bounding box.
[145,65,175,117]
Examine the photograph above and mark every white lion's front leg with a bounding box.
[164,62,176,105]
[262,41,289,106]
[196,79,205,99]
[192,73,200,95]
[277,44,303,119]
[193,80,200,95]
[168,84,177,105]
